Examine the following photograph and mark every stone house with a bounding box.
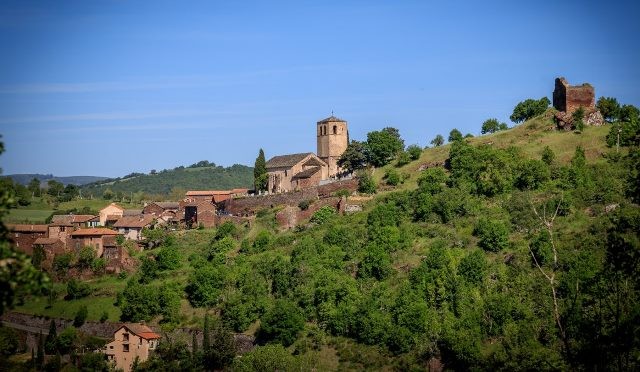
[99,203,124,226]
[69,228,121,258]
[180,200,216,228]
[32,238,66,270]
[143,202,181,223]
[102,236,131,273]
[103,324,160,372]
[266,153,328,194]
[112,215,156,241]
[7,224,48,255]
[48,221,74,247]
[185,189,249,204]
[50,214,96,229]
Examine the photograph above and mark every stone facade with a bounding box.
[104,324,160,372]
[553,77,595,115]
[317,116,349,177]
[99,203,124,226]
[266,153,328,193]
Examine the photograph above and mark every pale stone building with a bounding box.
[104,324,160,372]
[99,203,124,226]
[266,153,328,193]
[317,115,349,177]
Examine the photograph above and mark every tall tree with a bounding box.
[596,96,620,122]
[203,315,211,353]
[430,134,444,147]
[36,332,44,368]
[365,127,405,167]
[510,97,550,123]
[337,140,368,173]
[254,149,268,192]
[448,129,463,142]
[45,319,58,354]
[27,178,41,197]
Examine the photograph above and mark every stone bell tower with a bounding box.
[317,115,349,177]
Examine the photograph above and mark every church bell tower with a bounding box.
[317,115,349,177]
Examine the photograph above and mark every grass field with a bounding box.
[5,208,55,223]
[4,197,143,223]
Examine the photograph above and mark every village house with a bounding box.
[69,227,120,258]
[32,238,66,270]
[51,214,96,229]
[266,153,328,194]
[48,220,73,246]
[103,323,161,372]
[102,236,132,273]
[112,214,156,241]
[7,224,48,255]
[142,202,180,223]
[99,203,124,226]
[180,199,216,228]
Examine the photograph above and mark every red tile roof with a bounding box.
[120,324,161,340]
[8,224,48,233]
[186,190,233,196]
[113,214,155,228]
[70,228,119,236]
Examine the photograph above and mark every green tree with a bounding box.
[357,170,377,194]
[36,332,44,368]
[185,264,225,307]
[481,118,503,134]
[430,134,444,147]
[158,283,181,324]
[448,128,463,142]
[56,327,77,354]
[254,149,268,192]
[45,319,58,354]
[77,245,96,270]
[156,246,181,271]
[510,97,550,123]
[406,144,422,160]
[596,96,620,122]
[458,250,486,285]
[73,305,88,327]
[0,326,18,357]
[260,299,305,346]
[384,169,401,186]
[203,319,236,370]
[541,146,555,165]
[395,151,411,166]
[337,140,368,173]
[358,245,392,280]
[27,178,41,197]
[310,206,336,225]
[619,104,640,123]
[365,127,405,167]
[46,180,64,197]
[119,279,160,322]
[473,218,509,252]
[573,106,585,131]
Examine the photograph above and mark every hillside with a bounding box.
[11,115,640,371]
[5,174,109,186]
[81,163,254,196]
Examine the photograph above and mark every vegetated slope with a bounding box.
[81,164,253,196]
[17,114,639,371]
[5,174,109,186]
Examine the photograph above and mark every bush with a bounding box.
[384,169,401,186]
[357,170,377,194]
[77,246,96,270]
[458,250,487,285]
[310,206,336,225]
[473,219,510,252]
[156,246,181,271]
[253,230,272,252]
[260,300,305,346]
[73,305,88,327]
[510,97,550,123]
[407,144,422,160]
[298,200,311,211]
[214,221,239,240]
[185,264,226,307]
[66,279,91,300]
[396,151,411,167]
[0,326,18,356]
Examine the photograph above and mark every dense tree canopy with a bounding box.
[510,97,550,123]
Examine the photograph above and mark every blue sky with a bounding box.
[1,0,638,177]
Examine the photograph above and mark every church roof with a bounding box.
[317,115,346,124]
[292,167,321,179]
[266,153,314,169]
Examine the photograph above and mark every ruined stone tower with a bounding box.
[317,115,348,177]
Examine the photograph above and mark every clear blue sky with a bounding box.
[1,0,638,177]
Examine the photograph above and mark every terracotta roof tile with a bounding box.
[113,215,155,228]
[121,324,161,339]
[186,190,232,196]
[123,209,142,216]
[8,224,48,233]
[52,215,96,224]
[292,166,321,179]
[70,228,120,236]
[153,202,180,209]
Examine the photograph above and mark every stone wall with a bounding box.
[275,196,343,229]
[223,178,358,216]
[553,77,595,114]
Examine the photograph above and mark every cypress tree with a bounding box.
[36,331,44,368]
[45,319,57,354]
[254,149,268,192]
[203,315,211,352]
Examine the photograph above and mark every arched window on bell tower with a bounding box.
[333,125,337,134]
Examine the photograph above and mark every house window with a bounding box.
[15,233,19,237]
[333,125,337,134]
[109,346,114,349]
[123,333,129,342]
[123,344,129,352]
[139,337,143,345]
[284,170,288,176]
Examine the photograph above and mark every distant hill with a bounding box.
[6,174,109,186]
[81,163,254,196]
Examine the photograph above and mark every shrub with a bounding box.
[458,250,487,285]
[396,151,411,167]
[156,246,181,271]
[357,170,377,194]
[310,206,336,225]
[253,230,272,252]
[298,200,311,211]
[406,144,422,160]
[214,221,239,240]
[66,279,91,300]
[185,264,226,307]
[73,305,88,327]
[473,218,510,252]
[384,169,401,186]
[260,300,305,346]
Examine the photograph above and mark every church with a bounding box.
[266,115,349,193]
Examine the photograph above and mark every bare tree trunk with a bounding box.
[529,195,571,358]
